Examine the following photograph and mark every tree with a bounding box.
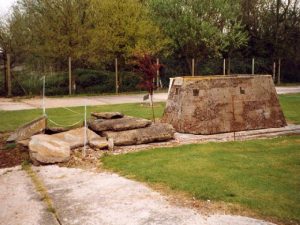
[134,54,161,121]
[88,0,170,67]
[148,0,248,74]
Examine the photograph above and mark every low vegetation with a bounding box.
[102,135,300,224]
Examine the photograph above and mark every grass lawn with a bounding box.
[0,93,299,132]
[102,135,300,224]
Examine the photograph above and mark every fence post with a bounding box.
[192,58,195,76]
[6,53,11,97]
[42,76,46,116]
[156,58,160,88]
[272,61,276,81]
[252,57,255,75]
[68,56,72,95]
[277,58,281,84]
[223,58,226,75]
[83,103,87,157]
[115,58,119,94]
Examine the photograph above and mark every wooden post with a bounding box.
[156,58,160,88]
[252,57,255,75]
[227,57,231,75]
[223,58,226,75]
[277,58,281,84]
[272,61,276,81]
[6,53,11,97]
[68,56,72,95]
[115,58,119,95]
[192,58,195,76]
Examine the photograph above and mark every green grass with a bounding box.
[0,102,165,132]
[102,136,300,224]
[279,93,300,124]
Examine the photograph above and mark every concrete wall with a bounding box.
[162,75,287,134]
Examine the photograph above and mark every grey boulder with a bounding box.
[88,116,151,132]
[91,112,124,119]
[29,134,70,164]
[102,123,175,146]
[53,127,108,149]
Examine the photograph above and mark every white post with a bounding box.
[223,58,226,75]
[252,58,255,75]
[156,58,159,88]
[42,76,46,116]
[83,103,87,157]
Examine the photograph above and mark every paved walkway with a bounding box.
[0,165,275,225]
[0,86,300,111]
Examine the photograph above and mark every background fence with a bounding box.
[0,57,298,97]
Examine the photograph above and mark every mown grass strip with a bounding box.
[102,135,300,224]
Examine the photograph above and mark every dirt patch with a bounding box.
[0,132,30,168]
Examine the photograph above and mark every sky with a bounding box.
[0,0,16,18]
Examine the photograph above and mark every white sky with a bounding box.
[0,0,16,18]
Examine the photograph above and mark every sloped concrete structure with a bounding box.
[162,75,286,134]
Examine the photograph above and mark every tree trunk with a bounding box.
[3,55,7,95]
[277,58,281,84]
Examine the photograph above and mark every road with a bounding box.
[0,86,299,111]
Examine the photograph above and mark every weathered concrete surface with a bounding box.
[7,116,46,142]
[0,166,58,225]
[29,134,71,164]
[162,75,287,134]
[53,127,108,149]
[103,123,175,146]
[35,165,275,225]
[91,112,124,119]
[88,116,151,132]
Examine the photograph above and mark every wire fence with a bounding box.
[1,57,297,97]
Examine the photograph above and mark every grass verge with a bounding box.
[102,135,300,224]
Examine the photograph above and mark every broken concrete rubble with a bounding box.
[88,116,151,132]
[7,116,47,142]
[103,123,175,146]
[91,112,124,119]
[29,134,71,164]
[53,127,108,149]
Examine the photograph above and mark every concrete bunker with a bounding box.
[162,75,287,134]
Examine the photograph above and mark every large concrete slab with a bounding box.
[162,75,287,134]
[0,166,58,225]
[35,165,274,225]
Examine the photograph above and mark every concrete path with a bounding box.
[0,86,300,111]
[0,165,275,225]
[0,166,58,225]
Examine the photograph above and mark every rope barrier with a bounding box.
[47,118,83,127]
[62,107,82,115]
[46,113,82,118]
